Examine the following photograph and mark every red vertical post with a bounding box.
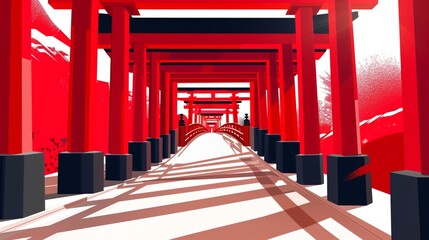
[132,43,148,142]
[108,6,130,154]
[149,52,161,138]
[232,94,239,124]
[161,73,171,135]
[266,53,281,134]
[0,0,32,154]
[170,81,178,130]
[398,0,429,173]
[250,81,256,127]
[61,0,99,152]
[295,7,320,154]
[257,71,268,130]
[226,108,230,123]
[279,44,299,141]
[188,93,194,124]
[329,0,361,155]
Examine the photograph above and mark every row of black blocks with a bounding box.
[57,130,178,194]
[250,129,372,205]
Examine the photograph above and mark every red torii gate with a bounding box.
[9,2,429,237]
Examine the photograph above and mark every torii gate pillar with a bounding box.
[170,82,179,154]
[327,0,371,205]
[276,44,300,174]
[256,71,268,156]
[291,6,324,185]
[148,52,163,164]
[250,80,260,150]
[57,0,104,196]
[160,72,171,159]
[106,6,134,181]
[391,1,429,239]
[0,0,44,219]
[128,43,151,172]
[264,53,282,163]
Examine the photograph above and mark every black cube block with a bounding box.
[257,129,268,156]
[391,171,429,240]
[128,141,151,171]
[160,134,171,159]
[106,154,132,181]
[147,138,162,164]
[276,141,300,173]
[170,130,178,154]
[296,154,323,185]
[264,134,281,163]
[58,151,104,194]
[251,127,259,150]
[0,153,45,219]
[327,154,372,205]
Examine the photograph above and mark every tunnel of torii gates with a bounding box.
[1,0,428,238]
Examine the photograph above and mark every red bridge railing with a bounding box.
[215,122,250,146]
[178,115,209,146]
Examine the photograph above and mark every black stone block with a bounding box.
[160,134,171,159]
[106,154,132,181]
[391,171,429,240]
[0,153,45,219]
[170,130,178,154]
[128,141,151,171]
[147,138,162,164]
[276,141,300,173]
[327,154,372,205]
[264,134,281,163]
[257,129,268,156]
[58,151,104,194]
[251,127,259,150]
[296,154,323,185]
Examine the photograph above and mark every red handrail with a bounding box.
[215,123,250,146]
[178,123,209,146]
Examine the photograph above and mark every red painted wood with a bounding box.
[296,7,320,154]
[65,0,99,152]
[398,0,429,174]
[0,0,32,154]
[50,0,378,11]
[250,81,256,127]
[161,72,171,134]
[188,94,194,124]
[257,72,268,130]
[170,82,178,130]
[329,0,361,155]
[149,52,161,138]
[266,53,281,134]
[232,94,239,124]
[108,6,130,154]
[279,44,299,141]
[132,43,148,142]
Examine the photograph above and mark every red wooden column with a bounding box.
[129,42,151,172]
[106,5,134,181]
[250,80,259,150]
[289,6,323,185]
[160,72,171,158]
[226,108,230,123]
[57,0,104,195]
[170,81,179,154]
[232,94,239,123]
[391,1,429,238]
[256,70,268,156]
[264,52,282,163]
[132,43,148,142]
[0,0,44,218]
[326,0,371,205]
[188,93,194,124]
[148,52,163,163]
[276,44,300,173]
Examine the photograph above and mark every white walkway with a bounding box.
[0,133,390,239]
